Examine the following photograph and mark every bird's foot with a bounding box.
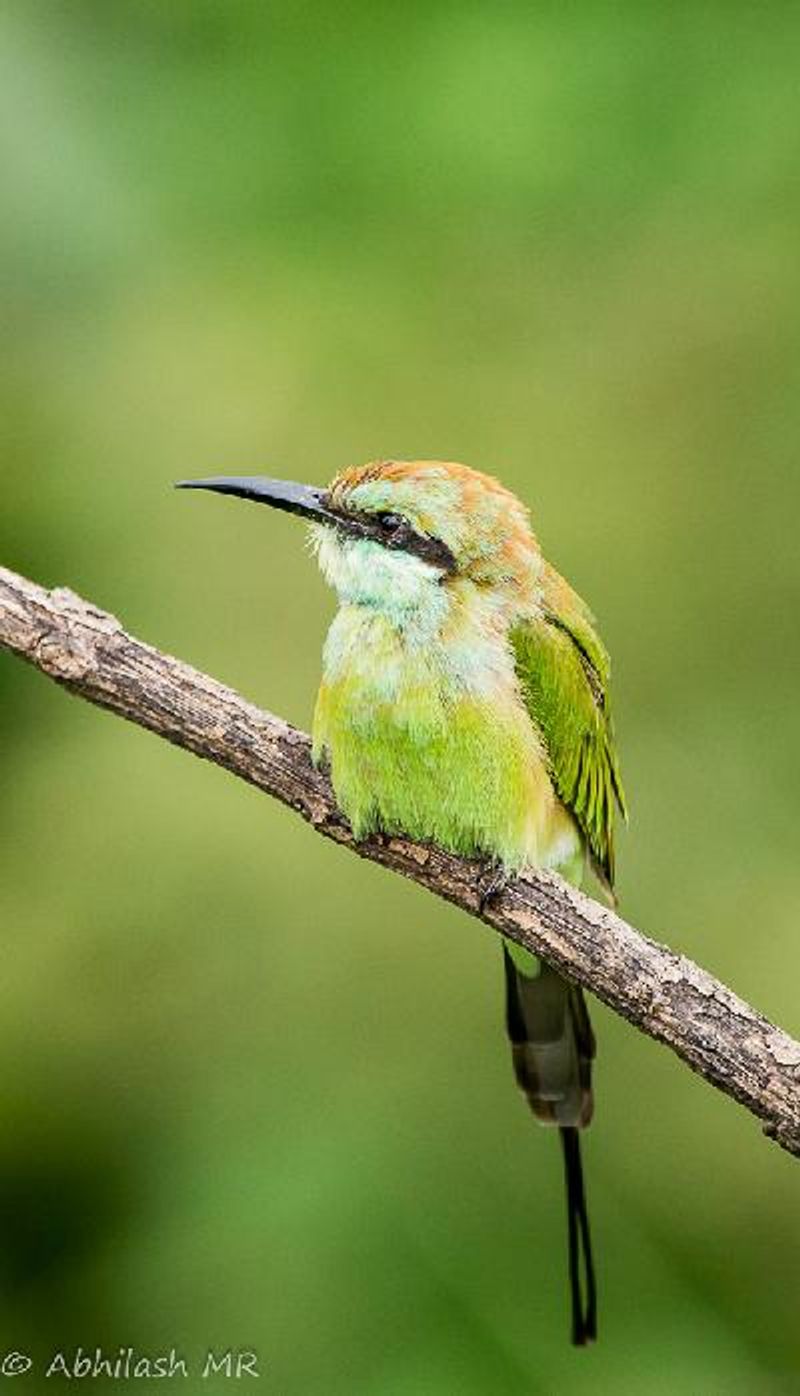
[476,859,511,914]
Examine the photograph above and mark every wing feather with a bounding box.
[512,564,627,891]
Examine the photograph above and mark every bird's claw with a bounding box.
[476,861,510,914]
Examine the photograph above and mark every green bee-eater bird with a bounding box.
[178,459,626,1345]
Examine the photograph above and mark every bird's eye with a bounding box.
[376,511,406,533]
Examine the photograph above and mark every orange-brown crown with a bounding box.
[327,459,539,586]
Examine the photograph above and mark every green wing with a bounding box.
[511,564,627,891]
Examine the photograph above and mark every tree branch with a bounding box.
[2,563,799,1155]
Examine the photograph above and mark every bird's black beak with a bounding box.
[175,475,342,527]
[175,473,396,549]
[176,473,458,573]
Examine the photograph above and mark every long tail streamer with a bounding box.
[559,1125,596,1345]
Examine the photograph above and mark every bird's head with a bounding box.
[177,460,541,620]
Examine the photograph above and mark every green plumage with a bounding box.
[512,568,627,892]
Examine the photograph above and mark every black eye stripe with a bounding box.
[371,512,456,573]
[323,500,457,573]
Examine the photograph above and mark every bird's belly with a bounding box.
[313,614,577,872]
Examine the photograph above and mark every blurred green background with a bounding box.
[2,3,799,1392]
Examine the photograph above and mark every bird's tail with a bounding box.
[502,945,597,1346]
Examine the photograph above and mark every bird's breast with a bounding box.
[312,606,576,871]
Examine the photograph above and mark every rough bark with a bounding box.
[2,563,799,1156]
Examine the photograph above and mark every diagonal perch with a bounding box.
[2,563,799,1156]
